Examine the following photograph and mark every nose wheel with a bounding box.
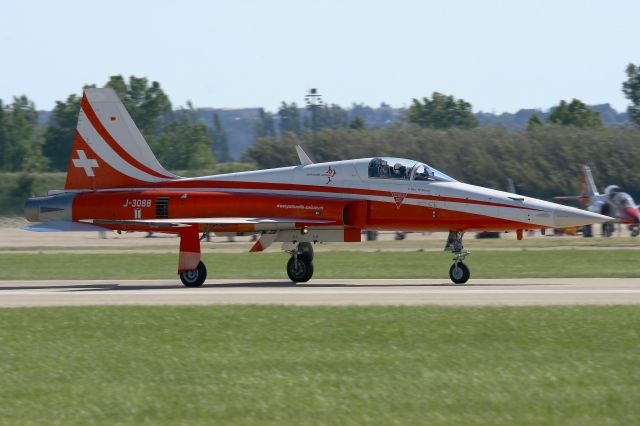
[449,260,470,284]
[286,242,314,283]
[287,255,314,283]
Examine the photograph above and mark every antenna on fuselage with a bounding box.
[296,145,314,165]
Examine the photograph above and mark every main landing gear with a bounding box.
[286,242,314,283]
[180,261,207,287]
[445,232,471,284]
[177,232,473,287]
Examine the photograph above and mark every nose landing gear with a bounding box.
[445,232,470,284]
[449,252,471,284]
[286,242,314,283]
[287,256,313,283]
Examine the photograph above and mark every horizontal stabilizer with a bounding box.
[23,221,110,232]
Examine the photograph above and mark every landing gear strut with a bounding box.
[178,225,206,287]
[445,232,470,284]
[286,242,314,283]
[180,261,207,287]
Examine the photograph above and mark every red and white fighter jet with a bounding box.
[24,88,611,285]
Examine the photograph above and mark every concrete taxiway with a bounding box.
[1,278,640,307]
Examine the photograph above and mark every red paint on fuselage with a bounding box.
[365,199,539,232]
[71,184,542,233]
[72,191,348,224]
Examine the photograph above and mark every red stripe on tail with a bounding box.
[81,95,172,179]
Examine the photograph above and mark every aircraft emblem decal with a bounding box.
[307,166,337,184]
[72,150,99,177]
[392,192,407,209]
[324,166,336,184]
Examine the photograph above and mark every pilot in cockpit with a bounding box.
[392,163,406,179]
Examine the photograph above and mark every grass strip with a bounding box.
[0,250,638,280]
[0,305,638,425]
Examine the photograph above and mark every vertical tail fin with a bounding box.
[65,88,175,190]
[580,165,599,206]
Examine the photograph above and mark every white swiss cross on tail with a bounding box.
[72,150,99,177]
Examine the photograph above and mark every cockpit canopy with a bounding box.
[612,191,636,208]
[367,157,455,182]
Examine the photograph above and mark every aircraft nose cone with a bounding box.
[553,205,612,228]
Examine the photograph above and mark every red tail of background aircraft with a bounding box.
[25,88,611,285]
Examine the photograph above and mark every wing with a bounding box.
[82,217,335,231]
[23,220,110,232]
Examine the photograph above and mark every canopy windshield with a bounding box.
[367,157,455,182]
[614,192,636,208]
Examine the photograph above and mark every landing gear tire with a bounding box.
[449,262,470,284]
[180,261,207,287]
[297,242,314,260]
[287,255,314,283]
[582,224,593,238]
[631,226,639,237]
[602,222,615,237]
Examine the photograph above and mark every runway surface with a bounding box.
[2,278,640,307]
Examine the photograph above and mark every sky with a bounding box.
[1,0,638,113]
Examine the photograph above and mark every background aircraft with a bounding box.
[24,89,610,286]
[554,165,640,237]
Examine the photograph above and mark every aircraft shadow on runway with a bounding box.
[0,284,123,291]
[0,281,562,292]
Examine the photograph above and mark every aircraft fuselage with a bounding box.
[27,158,605,235]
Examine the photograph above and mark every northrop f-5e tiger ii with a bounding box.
[24,88,611,285]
